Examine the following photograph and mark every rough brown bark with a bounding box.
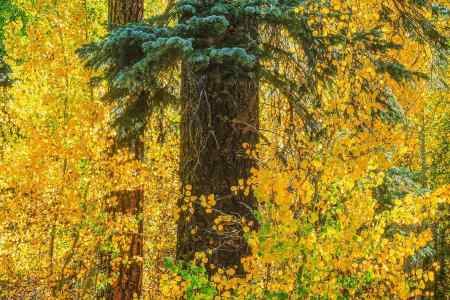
[99,1,145,299]
[111,185,144,300]
[108,0,143,30]
[177,16,259,275]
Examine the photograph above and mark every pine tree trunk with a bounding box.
[99,1,145,299]
[108,0,143,30]
[177,15,259,275]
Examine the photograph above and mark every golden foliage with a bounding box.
[0,0,448,299]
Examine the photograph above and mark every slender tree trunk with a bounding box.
[420,109,428,187]
[110,183,144,300]
[177,15,259,275]
[99,1,144,299]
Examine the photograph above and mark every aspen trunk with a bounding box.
[177,16,259,275]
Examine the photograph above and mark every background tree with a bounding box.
[100,0,145,299]
[0,0,27,87]
[0,0,27,149]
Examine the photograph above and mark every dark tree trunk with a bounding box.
[433,211,449,300]
[108,0,143,30]
[99,1,145,299]
[177,15,259,275]
[110,186,144,300]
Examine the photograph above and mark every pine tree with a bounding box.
[79,0,448,276]
[176,4,260,274]
[99,1,145,299]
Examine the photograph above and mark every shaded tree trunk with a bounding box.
[0,57,12,87]
[177,15,259,275]
[109,187,144,300]
[433,215,449,300]
[108,0,143,30]
[99,1,144,299]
